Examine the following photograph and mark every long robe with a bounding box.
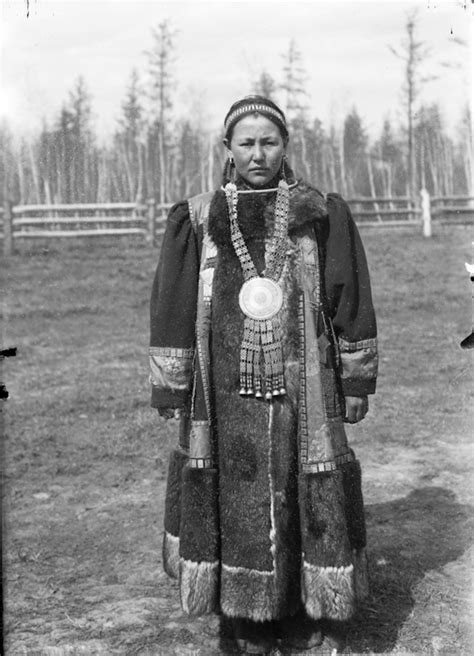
[149,180,378,622]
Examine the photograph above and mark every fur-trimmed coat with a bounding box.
[149,180,378,622]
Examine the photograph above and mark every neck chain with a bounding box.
[224,179,290,400]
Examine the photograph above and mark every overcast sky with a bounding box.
[0,0,471,141]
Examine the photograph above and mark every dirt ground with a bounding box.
[1,224,473,655]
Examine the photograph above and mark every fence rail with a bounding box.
[1,193,473,255]
[12,202,149,212]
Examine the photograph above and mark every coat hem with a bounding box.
[220,563,279,622]
[302,560,355,620]
[301,546,368,620]
[162,530,180,579]
[179,557,220,615]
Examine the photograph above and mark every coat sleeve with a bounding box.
[324,193,378,397]
[149,201,200,411]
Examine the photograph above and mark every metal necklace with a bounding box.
[224,179,290,400]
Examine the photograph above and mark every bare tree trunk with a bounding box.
[208,133,214,192]
[144,139,154,201]
[419,138,426,191]
[339,132,347,196]
[386,163,393,201]
[28,141,41,203]
[44,178,52,206]
[199,138,206,193]
[119,142,134,201]
[426,138,436,196]
[300,130,312,180]
[135,141,145,204]
[96,150,106,203]
[158,129,166,205]
[446,138,454,196]
[17,158,26,205]
[464,146,473,197]
[440,136,449,196]
[168,145,177,201]
[327,144,336,191]
[366,155,381,221]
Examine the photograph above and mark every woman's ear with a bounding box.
[223,138,232,159]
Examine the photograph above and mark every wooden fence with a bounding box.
[0,200,172,255]
[1,193,473,256]
[430,195,474,221]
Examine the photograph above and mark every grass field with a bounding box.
[1,224,473,655]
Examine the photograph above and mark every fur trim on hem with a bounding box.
[179,557,220,615]
[301,560,356,621]
[162,531,180,579]
[353,547,369,600]
[220,563,278,622]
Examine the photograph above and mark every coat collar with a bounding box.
[288,180,328,227]
[208,180,328,250]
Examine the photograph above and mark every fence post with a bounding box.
[3,201,14,256]
[420,188,431,238]
[147,198,156,246]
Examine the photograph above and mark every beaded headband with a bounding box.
[224,103,287,137]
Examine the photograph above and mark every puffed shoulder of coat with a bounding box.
[324,193,378,396]
[149,201,200,411]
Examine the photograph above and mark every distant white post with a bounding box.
[420,188,431,238]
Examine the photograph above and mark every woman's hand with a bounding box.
[344,396,368,424]
[157,408,183,420]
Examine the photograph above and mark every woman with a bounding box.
[149,96,378,654]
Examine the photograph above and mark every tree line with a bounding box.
[0,16,471,207]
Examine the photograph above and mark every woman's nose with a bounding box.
[252,145,264,161]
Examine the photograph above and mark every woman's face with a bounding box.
[225,114,287,187]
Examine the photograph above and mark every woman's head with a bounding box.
[223,96,289,187]
[224,96,289,143]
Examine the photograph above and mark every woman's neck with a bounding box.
[235,173,281,191]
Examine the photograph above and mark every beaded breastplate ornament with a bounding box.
[224,179,290,400]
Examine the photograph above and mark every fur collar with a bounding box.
[208,180,328,249]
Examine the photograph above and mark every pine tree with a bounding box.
[252,71,277,99]
[389,10,435,200]
[146,20,176,205]
[279,39,309,120]
[116,68,145,201]
[279,39,310,174]
[342,108,369,196]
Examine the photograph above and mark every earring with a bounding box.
[280,154,288,181]
[228,154,238,183]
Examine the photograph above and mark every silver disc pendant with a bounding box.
[239,277,283,320]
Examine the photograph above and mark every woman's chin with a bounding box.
[242,172,274,187]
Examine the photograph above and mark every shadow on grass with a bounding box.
[348,486,473,653]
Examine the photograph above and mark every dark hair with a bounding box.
[224,95,289,142]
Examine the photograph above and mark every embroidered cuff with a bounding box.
[149,346,194,392]
[338,338,378,396]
